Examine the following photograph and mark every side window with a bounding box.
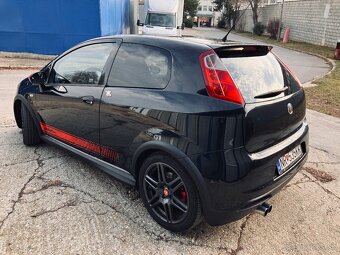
[282,65,300,92]
[50,43,115,85]
[108,43,171,89]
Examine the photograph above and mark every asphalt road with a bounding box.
[0,66,339,255]
[183,27,331,84]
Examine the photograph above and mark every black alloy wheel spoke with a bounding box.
[163,203,174,223]
[157,163,167,183]
[149,193,160,208]
[145,174,158,190]
[172,196,188,213]
[168,177,183,192]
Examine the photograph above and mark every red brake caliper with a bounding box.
[181,190,187,203]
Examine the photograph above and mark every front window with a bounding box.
[50,43,115,85]
[145,13,176,28]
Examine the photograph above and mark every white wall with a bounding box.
[237,0,340,47]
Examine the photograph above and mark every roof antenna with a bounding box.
[222,2,252,42]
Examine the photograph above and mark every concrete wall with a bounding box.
[237,0,340,48]
[0,0,130,55]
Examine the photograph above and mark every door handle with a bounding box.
[81,96,94,105]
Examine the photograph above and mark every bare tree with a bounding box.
[214,0,262,35]
[213,0,241,28]
[246,0,262,25]
[235,0,262,25]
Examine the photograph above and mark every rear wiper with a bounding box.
[254,86,288,99]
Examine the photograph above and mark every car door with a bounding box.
[100,42,172,168]
[32,41,119,157]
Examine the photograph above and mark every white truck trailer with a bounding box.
[137,0,184,36]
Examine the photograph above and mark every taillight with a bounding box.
[199,50,244,105]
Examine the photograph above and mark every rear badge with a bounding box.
[105,90,112,97]
[287,103,293,115]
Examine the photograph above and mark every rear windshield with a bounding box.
[220,52,298,103]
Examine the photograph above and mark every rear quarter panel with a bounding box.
[99,87,244,179]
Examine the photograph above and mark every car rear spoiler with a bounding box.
[213,45,273,58]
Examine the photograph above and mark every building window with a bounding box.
[209,6,213,12]
[198,5,202,11]
[203,6,207,11]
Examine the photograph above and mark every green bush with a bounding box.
[267,18,281,39]
[217,19,226,28]
[253,22,266,36]
[184,18,194,28]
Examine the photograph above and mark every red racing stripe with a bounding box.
[40,122,121,162]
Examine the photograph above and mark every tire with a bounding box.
[21,103,41,146]
[138,152,202,232]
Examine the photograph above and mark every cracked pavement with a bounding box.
[0,69,339,254]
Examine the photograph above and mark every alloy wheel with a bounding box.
[143,162,189,224]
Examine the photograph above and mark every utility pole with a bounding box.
[130,0,139,34]
[277,0,285,41]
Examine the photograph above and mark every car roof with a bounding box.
[85,34,268,52]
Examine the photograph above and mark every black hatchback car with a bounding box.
[14,35,308,232]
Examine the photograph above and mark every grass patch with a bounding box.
[304,62,340,118]
[234,31,339,117]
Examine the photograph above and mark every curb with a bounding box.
[0,51,56,60]
[302,58,336,88]
[0,66,43,70]
[0,51,53,70]
[271,47,336,87]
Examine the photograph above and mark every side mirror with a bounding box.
[30,72,46,85]
[137,19,144,26]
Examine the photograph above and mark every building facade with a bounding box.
[196,0,222,27]
[0,0,131,55]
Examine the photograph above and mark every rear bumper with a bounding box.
[204,152,307,225]
[186,122,309,226]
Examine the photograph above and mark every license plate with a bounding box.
[276,145,303,175]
